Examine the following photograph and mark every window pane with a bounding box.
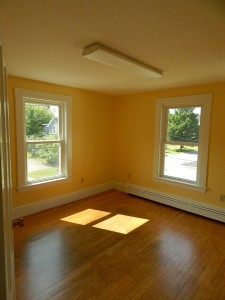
[164,144,198,182]
[27,143,60,182]
[167,107,201,143]
[25,102,59,141]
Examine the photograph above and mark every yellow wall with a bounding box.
[8,76,114,207]
[114,82,225,208]
[8,75,225,210]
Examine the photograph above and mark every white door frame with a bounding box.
[0,44,15,300]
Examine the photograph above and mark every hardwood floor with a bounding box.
[14,190,225,300]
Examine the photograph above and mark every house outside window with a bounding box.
[15,88,72,190]
[154,93,212,191]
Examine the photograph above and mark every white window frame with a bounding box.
[15,88,72,191]
[153,93,212,192]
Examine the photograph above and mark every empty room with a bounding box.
[0,0,225,299]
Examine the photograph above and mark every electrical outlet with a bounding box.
[220,194,225,202]
[81,178,84,184]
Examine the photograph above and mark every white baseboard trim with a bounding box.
[112,181,126,193]
[13,181,225,224]
[125,183,225,223]
[13,182,114,219]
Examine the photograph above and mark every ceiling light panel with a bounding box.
[82,44,163,79]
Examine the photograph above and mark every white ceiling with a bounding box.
[1,0,225,95]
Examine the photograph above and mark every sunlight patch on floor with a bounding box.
[93,214,149,234]
[61,209,110,225]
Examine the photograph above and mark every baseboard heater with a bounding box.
[126,184,225,223]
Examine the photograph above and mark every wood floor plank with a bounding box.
[14,190,225,299]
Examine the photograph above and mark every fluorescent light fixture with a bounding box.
[82,44,163,78]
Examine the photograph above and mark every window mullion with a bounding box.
[26,140,60,145]
[165,141,199,147]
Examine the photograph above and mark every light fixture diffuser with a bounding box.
[82,44,163,79]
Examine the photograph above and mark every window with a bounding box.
[154,94,211,191]
[15,88,72,190]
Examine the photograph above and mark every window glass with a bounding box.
[27,143,60,182]
[154,94,211,190]
[25,102,59,141]
[164,144,198,182]
[25,102,61,183]
[163,106,201,183]
[166,107,201,143]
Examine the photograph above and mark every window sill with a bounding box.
[153,176,207,193]
[17,176,73,193]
